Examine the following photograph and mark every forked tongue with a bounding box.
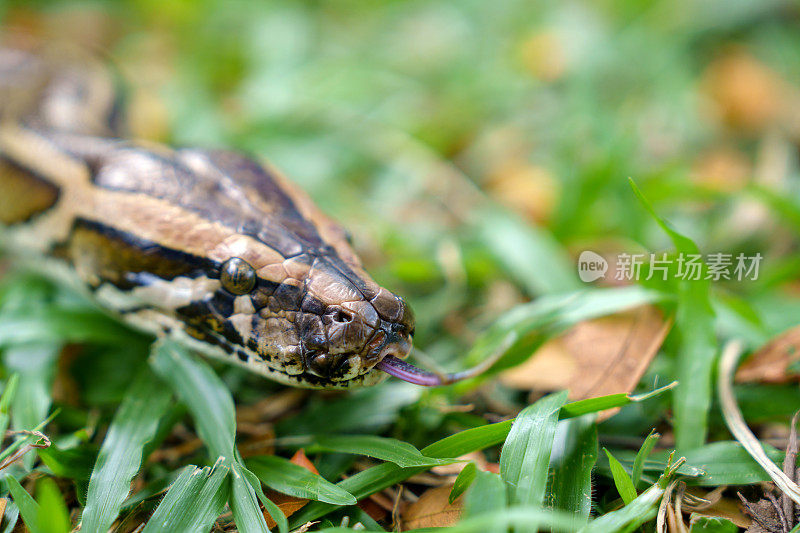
[376,353,497,386]
[376,333,515,386]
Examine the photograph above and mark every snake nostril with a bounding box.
[331,309,353,324]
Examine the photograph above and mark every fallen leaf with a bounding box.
[401,485,463,531]
[701,48,786,133]
[685,488,751,529]
[431,452,492,477]
[500,305,671,417]
[736,326,800,383]
[263,450,318,529]
[288,449,317,474]
[264,491,311,529]
[0,498,5,520]
[358,496,389,523]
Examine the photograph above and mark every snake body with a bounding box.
[0,45,416,389]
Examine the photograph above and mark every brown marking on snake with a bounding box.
[0,156,60,224]
[68,220,197,288]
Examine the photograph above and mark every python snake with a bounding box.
[0,44,462,389]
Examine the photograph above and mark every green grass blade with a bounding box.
[318,506,581,532]
[475,207,580,296]
[604,449,637,505]
[549,416,597,529]
[463,471,507,526]
[141,461,230,533]
[4,344,59,468]
[289,386,672,527]
[2,500,20,533]
[630,179,717,451]
[560,382,676,419]
[230,462,270,533]
[186,467,231,532]
[247,455,357,505]
[654,441,784,486]
[421,420,513,459]
[150,341,276,531]
[34,477,70,533]
[578,481,664,533]
[631,430,660,488]
[304,434,457,467]
[141,465,210,533]
[149,339,235,459]
[82,367,172,533]
[238,462,288,533]
[673,279,717,452]
[0,373,19,438]
[449,462,478,504]
[688,515,739,532]
[6,475,42,533]
[500,391,568,506]
[37,444,96,481]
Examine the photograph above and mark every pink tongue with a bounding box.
[376,355,478,386]
[376,356,444,386]
[378,333,511,386]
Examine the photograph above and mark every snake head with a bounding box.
[296,274,416,383]
[239,250,417,388]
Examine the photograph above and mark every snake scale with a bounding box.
[0,43,461,389]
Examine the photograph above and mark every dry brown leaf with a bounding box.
[701,48,786,133]
[263,450,318,529]
[358,496,390,523]
[0,498,6,520]
[264,492,312,529]
[736,326,800,383]
[289,449,317,474]
[431,452,492,477]
[401,485,463,531]
[685,489,751,529]
[500,305,671,416]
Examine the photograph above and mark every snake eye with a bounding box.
[220,257,256,295]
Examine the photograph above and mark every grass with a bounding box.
[2,0,800,531]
